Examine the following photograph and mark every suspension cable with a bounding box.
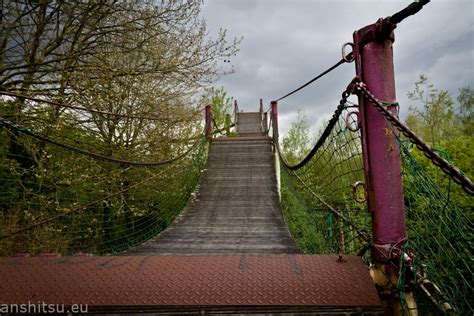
[276,53,352,102]
[0,116,205,167]
[275,54,352,102]
[211,117,225,135]
[389,0,430,25]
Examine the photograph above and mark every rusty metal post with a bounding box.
[271,101,278,140]
[234,100,239,131]
[353,19,408,315]
[205,104,212,138]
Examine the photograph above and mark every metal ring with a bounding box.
[352,181,367,203]
[345,111,360,132]
[342,43,355,63]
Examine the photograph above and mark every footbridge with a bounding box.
[1,1,472,315]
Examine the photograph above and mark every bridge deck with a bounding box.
[127,112,298,254]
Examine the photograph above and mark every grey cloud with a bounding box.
[203,0,474,136]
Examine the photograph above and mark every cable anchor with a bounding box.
[342,43,355,63]
[352,181,367,203]
[345,111,360,132]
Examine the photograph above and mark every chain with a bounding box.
[353,80,474,196]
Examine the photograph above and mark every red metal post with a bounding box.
[271,101,278,140]
[205,104,212,138]
[353,20,408,314]
[353,19,407,262]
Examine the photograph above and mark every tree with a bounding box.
[404,76,473,313]
[405,75,473,191]
[0,0,240,168]
[281,109,310,164]
[406,75,456,145]
[457,87,473,136]
[0,0,240,255]
[201,86,233,128]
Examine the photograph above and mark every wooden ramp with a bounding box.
[126,113,298,254]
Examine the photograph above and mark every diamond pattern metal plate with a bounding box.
[0,254,382,313]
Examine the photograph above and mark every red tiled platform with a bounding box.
[0,254,382,314]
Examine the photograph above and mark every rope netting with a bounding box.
[354,81,473,313]
[400,140,473,313]
[0,97,208,256]
[272,94,371,257]
[273,81,472,313]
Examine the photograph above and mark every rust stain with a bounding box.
[383,127,392,136]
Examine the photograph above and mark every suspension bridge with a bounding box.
[0,1,473,315]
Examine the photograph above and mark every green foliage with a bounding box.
[279,76,473,313]
[457,87,474,136]
[404,76,473,313]
[0,1,234,255]
[281,109,310,164]
[279,106,370,256]
[407,75,456,145]
[406,76,473,210]
[203,86,234,128]
[401,142,473,313]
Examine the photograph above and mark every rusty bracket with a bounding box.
[353,18,395,53]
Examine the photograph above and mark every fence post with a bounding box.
[263,112,268,134]
[271,101,278,141]
[271,100,281,199]
[205,104,212,138]
[353,19,409,314]
[225,114,231,136]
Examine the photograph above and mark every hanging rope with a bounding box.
[0,116,204,167]
[0,90,196,122]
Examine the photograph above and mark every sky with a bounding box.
[202,0,474,137]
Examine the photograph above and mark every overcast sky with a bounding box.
[202,0,474,137]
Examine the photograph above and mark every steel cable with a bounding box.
[274,56,350,102]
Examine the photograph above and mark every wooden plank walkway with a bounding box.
[126,112,299,255]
